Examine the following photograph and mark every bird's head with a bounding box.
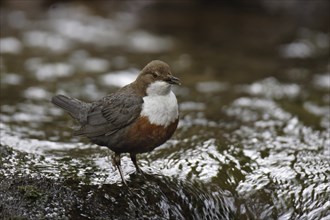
[136,60,181,96]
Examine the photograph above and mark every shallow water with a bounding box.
[1,1,329,219]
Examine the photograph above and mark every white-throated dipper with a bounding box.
[51,60,180,185]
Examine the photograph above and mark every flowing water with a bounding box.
[0,1,329,219]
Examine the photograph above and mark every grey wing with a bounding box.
[74,94,143,138]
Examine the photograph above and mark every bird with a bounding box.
[51,60,180,185]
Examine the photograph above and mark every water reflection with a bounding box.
[241,77,300,99]
[100,68,139,87]
[279,29,329,58]
[0,37,23,54]
[226,96,330,218]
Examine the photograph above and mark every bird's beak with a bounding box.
[166,75,181,85]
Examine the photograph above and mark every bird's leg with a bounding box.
[113,152,127,185]
[130,153,143,174]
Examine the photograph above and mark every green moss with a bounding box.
[18,185,43,201]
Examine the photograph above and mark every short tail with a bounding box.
[51,94,87,120]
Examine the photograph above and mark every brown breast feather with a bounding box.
[126,116,179,153]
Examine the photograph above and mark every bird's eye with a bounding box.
[152,72,159,78]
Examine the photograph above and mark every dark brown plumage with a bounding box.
[51,60,180,184]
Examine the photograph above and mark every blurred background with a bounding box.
[0,0,329,219]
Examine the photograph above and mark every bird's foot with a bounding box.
[112,153,128,186]
[130,153,145,176]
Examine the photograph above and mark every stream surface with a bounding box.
[0,1,329,219]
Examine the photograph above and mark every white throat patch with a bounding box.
[141,81,179,127]
[145,81,171,96]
